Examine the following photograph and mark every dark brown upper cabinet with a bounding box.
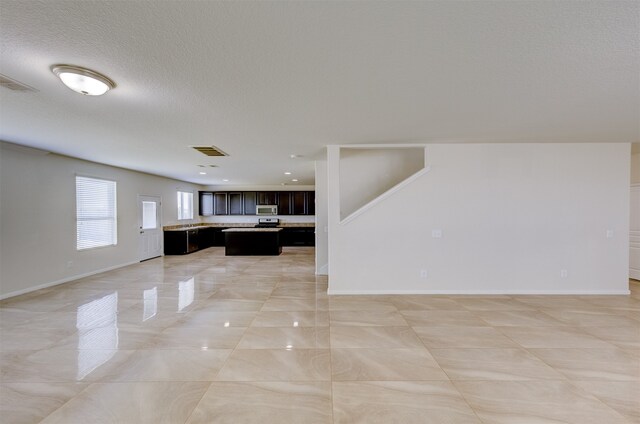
[292,191,306,215]
[243,192,257,215]
[277,192,292,215]
[199,192,214,216]
[257,191,278,205]
[214,192,228,215]
[199,191,314,216]
[306,191,315,215]
[228,192,243,215]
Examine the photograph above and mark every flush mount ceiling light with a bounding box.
[51,64,115,96]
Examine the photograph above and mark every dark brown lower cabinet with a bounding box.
[224,230,282,256]
[280,227,315,246]
[164,229,199,255]
[164,227,218,254]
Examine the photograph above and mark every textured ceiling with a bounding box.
[1,1,638,185]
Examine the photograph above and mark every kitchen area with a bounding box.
[163,190,315,256]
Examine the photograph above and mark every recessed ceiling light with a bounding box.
[284,172,292,175]
[292,179,298,182]
[199,172,207,175]
[290,154,303,159]
[51,64,115,96]
[222,179,229,182]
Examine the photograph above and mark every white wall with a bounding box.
[0,142,202,299]
[328,143,630,295]
[339,148,424,220]
[315,160,328,275]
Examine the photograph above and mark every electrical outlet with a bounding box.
[560,269,568,278]
[431,229,442,238]
[606,230,614,238]
[420,269,428,278]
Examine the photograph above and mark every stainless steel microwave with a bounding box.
[256,205,277,215]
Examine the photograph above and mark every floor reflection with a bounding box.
[143,287,158,321]
[76,292,118,380]
[178,277,195,312]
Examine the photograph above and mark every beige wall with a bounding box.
[0,142,202,298]
[631,151,640,184]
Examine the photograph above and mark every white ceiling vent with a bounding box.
[0,74,38,92]
[191,146,228,157]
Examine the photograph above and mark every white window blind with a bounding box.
[76,176,117,250]
[177,191,193,220]
[141,201,157,229]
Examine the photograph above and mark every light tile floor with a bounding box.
[1,247,639,423]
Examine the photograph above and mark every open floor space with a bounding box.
[1,247,638,423]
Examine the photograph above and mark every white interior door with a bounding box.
[630,185,640,281]
[138,195,162,261]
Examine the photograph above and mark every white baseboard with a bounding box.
[0,260,140,300]
[327,289,632,295]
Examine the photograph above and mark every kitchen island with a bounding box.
[222,227,283,256]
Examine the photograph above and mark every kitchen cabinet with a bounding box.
[164,226,221,254]
[198,191,314,216]
[199,192,214,216]
[243,192,257,216]
[164,228,199,255]
[257,191,277,205]
[228,192,243,215]
[197,227,215,249]
[223,228,282,256]
[277,191,292,215]
[292,192,306,215]
[214,192,228,215]
[306,191,315,215]
[280,227,315,246]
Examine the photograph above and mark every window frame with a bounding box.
[177,190,194,220]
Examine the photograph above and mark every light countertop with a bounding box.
[221,227,283,232]
[164,222,314,231]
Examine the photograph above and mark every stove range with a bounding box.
[255,218,279,228]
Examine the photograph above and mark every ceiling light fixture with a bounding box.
[199,172,207,175]
[284,172,292,175]
[292,179,298,182]
[51,64,115,96]
[222,179,229,182]
[290,154,302,159]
